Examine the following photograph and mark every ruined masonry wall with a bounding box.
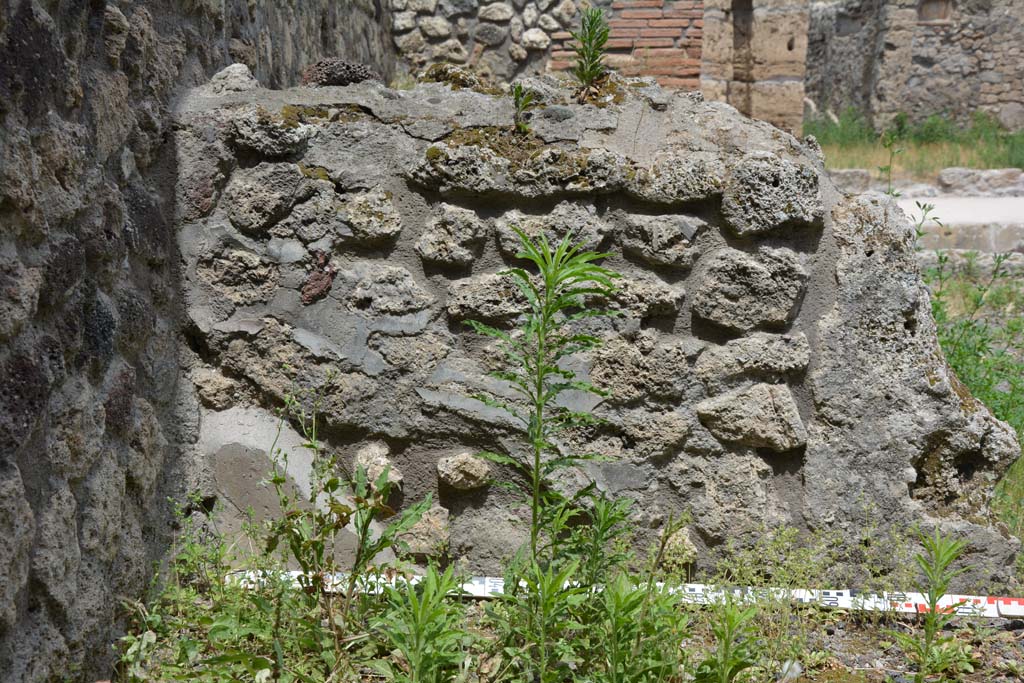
[807,0,1024,131]
[0,1,395,680]
[174,74,1019,619]
[388,0,704,89]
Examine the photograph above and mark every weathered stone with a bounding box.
[192,368,237,410]
[355,441,404,490]
[551,0,577,25]
[300,58,379,86]
[339,262,435,316]
[339,187,403,244]
[415,204,489,266]
[695,332,810,392]
[521,27,550,50]
[446,272,527,323]
[509,43,528,62]
[0,259,43,341]
[393,11,418,32]
[474,22,509,46]
[196,248,279,305]
[398,505,450,557]
[625,153,725,204]
[696,383,807,452]
[617,212,704,269]
[419,16,453,38]
[408,0,439,11]
[395,28,427,54]
[691,247,807,332]
[223,163,313,237]
[437,452,491,489]
[496,201,610,256]
[232,107,311,158]
[479,2,516,21]
[537,13,560,31]
[432,38,470,63]
[721,153,824,236]
[208,63,259,94]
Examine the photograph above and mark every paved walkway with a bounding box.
[897,196,1024,226]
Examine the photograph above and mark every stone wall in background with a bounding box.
[0,0,394,679]
[387,0,705,88]
[807,0,1024,131]
[701,0,810,134]
[173,70,1019,611]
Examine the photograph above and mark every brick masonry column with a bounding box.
[547,0,705,90]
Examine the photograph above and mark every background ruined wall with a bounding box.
[700,0,810,134]
[388,0,705,90]
[0,1,394,679]
[174,72,1019,608]
[807,0,1024,131]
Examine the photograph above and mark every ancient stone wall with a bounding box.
[807,0,1024,131]
[387,0,705,89]
[0,0,395,679]
[701,0,810,133]
[173,71,1019,605]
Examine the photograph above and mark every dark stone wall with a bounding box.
[0,1,394,679]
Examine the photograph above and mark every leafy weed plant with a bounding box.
[571,8,610,102]
[888,528,975,682]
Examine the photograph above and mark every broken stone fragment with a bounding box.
[339,187,403,244]
[446,272,526,323]
[721,152,824,237]
[355,441,403,491]
[437,452,490,490]
[624,152,725,205]
[495,201,610,256]
[398,505,450,558]
[415,204,488,267]
[617,212,705,269]
[696,383,807,452]
[223,162,314,236]
[300,252,337,305]
[691,247,807,332]
[695,332,810,392]
[192,368,237,410]
[340,262,435,316]
[231,106,311,158]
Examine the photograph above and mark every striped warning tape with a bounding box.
[232,572,1024,619]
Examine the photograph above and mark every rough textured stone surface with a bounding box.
[356,441,404,491]
[696,383,808,452]
[807,0,1024,131]
[721,153,824,236]
[437,452,491,490]
[691,248,808,332]
[0,1,397,678]
[165,71,1020,624]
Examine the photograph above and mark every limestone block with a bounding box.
[223,163,314,236]
[696,383,807,452]
[437,452,491,489]
[398,506,451,557]
[415,204,489,267]
[691,247,807,332]
[478,2,515,21]
[695,332,809,392]
[617,212,705,269]
[522,27,550,49]
[721,152,823,236]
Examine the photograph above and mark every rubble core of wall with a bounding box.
[0,1,396,680]
[388,0,705,89]
[173,68,1020,607]
[807,0,1024,131]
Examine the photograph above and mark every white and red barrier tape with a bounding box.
[233,572,1024,619]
